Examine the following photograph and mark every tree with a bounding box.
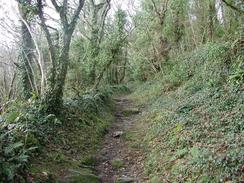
[221,0,244,51]
[18,0,35,98]
[86,0,111,84]
[150,0,171,71]
[221,0,244,13]
[207,0,219,40]
[106,9,128,85]
[37,0,85,114]
[171,0,187,48]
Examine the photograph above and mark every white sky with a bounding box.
[0,0,19,46]
[0,0,140,46]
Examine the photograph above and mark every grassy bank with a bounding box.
[130,43,244,182]
[0,87,127,182]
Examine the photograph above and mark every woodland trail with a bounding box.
[95,97,145,183]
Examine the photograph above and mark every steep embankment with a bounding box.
[129,43,244,182]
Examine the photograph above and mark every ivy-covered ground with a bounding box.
[0,87,129,182]
[128,43,244,183]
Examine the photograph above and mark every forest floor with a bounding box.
[28,95,149,183]
[95,96,146,183]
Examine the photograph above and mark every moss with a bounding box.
[122,108,140,116]
[111,159,124,169]
[123,132,136,141]
[115,178,135,183]
[150,176,161,183]
[68,173,100,183]
[80,155,97,166]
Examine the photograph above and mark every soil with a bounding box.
[95,97,145,183]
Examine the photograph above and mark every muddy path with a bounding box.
[95,97,145,183]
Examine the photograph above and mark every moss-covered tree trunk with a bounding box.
[87,0,111,84]
[37,0,84,114]
[208,0,219,41]
[88,22,99,83]
[42,44,70,114]
[18,0,35,99]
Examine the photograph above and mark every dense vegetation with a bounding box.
[130,43,244,182]
[0,0,243,182]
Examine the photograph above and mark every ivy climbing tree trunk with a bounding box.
[171,0,186,48]
[18,0,35,99]
[208,0,219,41]
[106,9,127,85]
[87,0,111,84]
[150,0,170,70]
[37,0,85,114]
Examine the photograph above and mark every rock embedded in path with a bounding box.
[122,108,140,116]
[116,176,136,183]
[62,169,101,183]
[113,131,124,138]
[111,159,124,169]
[68,174,101,183]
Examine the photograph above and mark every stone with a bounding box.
[62,169,101,183]
[111,159,124,169]
[113,131,124,138]
[122,108,140,116]
[116,177,136,183]
[68,174,101,183]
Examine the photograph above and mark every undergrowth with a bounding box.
[0,85,129,182]
[130,43,244,182]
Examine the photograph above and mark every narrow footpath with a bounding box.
[95,97,145,183]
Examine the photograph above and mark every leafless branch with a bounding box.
[221,0,244,14]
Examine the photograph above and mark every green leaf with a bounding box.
[4,142,24,155]
[5,112,19,123]
[190,147,200,159]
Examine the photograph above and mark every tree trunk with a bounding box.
[87,0,111,84]
[93,58,113,90]
[43,42,70,114]
[88,12,99,83]
[208,0,219,41]
[119,47,127,83]
[18,1,35,99]
[37,0,85,115]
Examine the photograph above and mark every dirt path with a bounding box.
[95,97,145,183]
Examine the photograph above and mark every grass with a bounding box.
[0,88,116,182]
[27,92,115,182]
[129,43,244,182]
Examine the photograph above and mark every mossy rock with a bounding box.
[122,108,140,116]
[116,177,136,183]
[150,176,160,183]
[69,174,101,183]
[111,159,124,169]
[63,169,101,183]
[80,155,97,166]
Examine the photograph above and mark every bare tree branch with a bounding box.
[37,0,56,70]
[69,0,85,31]
[150,0,169,25]
[50,0,61,12]
[221,0,244,14]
